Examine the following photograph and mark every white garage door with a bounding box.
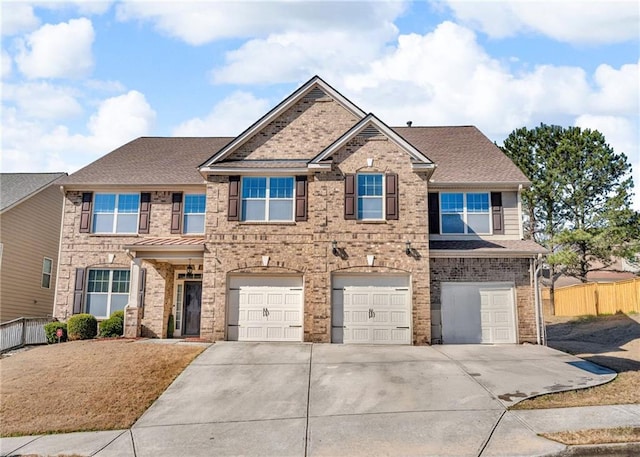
[332,275,411,344]
[441,282,516,344]
[228,275,303,342]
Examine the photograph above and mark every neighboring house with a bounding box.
[1,172,67,322]
[53,76,546,345]
[542,256,640,288]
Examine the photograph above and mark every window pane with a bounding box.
[242,177,266,198]
[43,258,52,274]
[357,174,383,196]
[116,214,138,233]
[111,270,130,294]
[88,270,109,293]
[93,213,114,233]
[117,194,139,213]
[184,194,206,214]
[94,194,115,213]
[184,214,205,233]
[242,200,265,220]
[358,197,383,219]
[42,274,51,289]
[441,193,463,213]
[86,294,108,317]
[269,200,293,221]
[110,294,129,313]
[269,177,294,198]
[442,214,465,233]
[468,214,490,234]
[467,193,489,213]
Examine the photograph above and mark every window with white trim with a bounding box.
[86,269,130,318]
[183,194,206,234]
[241,177,294,221]
[357,174,384,220]
[441,192,490,234]
[92,193,139,234]
[41,257,52,288]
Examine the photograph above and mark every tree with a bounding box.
[501,124,638,308]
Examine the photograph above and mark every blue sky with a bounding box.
[2,1,639,209]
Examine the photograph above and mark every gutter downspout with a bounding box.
[533,253,545,345]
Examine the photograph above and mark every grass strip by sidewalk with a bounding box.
[511,371,640,410]
[542,427,640,445]
[0,340,204,437]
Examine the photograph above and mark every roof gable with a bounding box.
[309,114,435,172]
[200,76,366,169]
[1,172,67,212]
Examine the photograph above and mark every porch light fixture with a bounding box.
[405,241,421,260]
[186,260,194,278]
[405,241,412,256]
[332,240,339,256]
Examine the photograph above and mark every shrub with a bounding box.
[67,313,98,340]
[44,321,67,343]
[167,314,174,339]
[99,310,124,338]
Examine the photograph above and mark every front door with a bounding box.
[183,281,202,336]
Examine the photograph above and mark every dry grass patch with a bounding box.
[542,427,640,445]
[512,371,640,409]
[0,340,204,437]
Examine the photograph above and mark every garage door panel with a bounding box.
[333,278,411,345]
[228,277,303,342]
[442,283,516,344]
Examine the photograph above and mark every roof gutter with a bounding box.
[429,250,546,258]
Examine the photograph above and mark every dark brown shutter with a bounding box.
[385,173,398,220]
[138,192,151,234]
[344,174,356,220]
[428,192,440,234]
[79,192,92,233]
[171,192,183,234]
[491,192,504,234]
[138,268,146,308]
[295,176,308,221]
[228,176,240,221]
[73,268,85,314]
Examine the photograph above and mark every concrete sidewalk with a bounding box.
[2,343,638,457]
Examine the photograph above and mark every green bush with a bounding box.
[99,310,124,338]
[167,314,174,339]
[67,313,98,340]
[44,321,67,343]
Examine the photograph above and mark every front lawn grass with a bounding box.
[542,427,640,445]
[511,371,640,410]
[0,340,204,437]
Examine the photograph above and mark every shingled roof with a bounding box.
[59,126,528,187]
[395,126,529,185]
[59,137,233,187]
[1,172,67,212]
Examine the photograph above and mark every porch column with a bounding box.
[124,258,142,338]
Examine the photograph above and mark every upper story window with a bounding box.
[41,257,52,289]
[183,194,206,234]
[241,177,294,222]
[92,193,139,234]
[86,269,130,318]
[357,174,384,220]
[441,192,490,234]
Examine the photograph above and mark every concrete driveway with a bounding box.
[121,342,614,457]
[2,342,621,457]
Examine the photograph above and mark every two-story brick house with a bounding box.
[54,76,546,345]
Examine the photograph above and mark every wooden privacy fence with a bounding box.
[0,317,51,352]
[549,278,640,316]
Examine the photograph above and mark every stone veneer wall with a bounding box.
[429,257,536,344]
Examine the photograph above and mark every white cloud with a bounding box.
[2,82,83,119]
[591,61,640,115]
[445,0,640,44]
[1,90,155,173]
[1,48,12,77]
[1,3,40,36]
[116,1,404,45]
[172,91,270,137]
[15,17,95,79]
